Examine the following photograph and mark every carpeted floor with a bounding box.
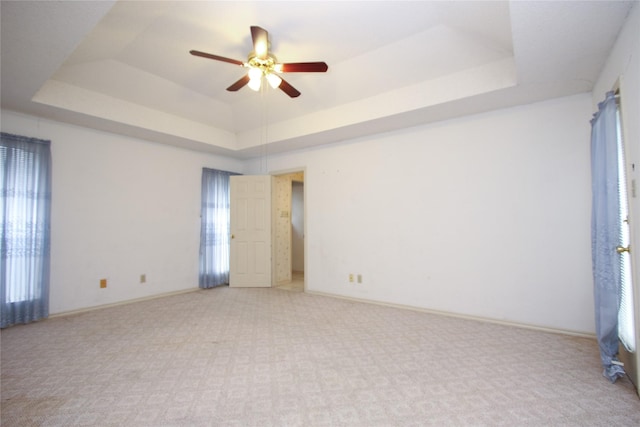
[1,286,639,426]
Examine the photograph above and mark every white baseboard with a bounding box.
[49,288,200,318]
[50,286,596,339]
[305,290,596,339]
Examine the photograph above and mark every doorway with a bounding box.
[291,180,304,287]
[273,171,305,292]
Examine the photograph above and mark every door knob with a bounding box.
[231,234,235,239]
[616,245,630,254]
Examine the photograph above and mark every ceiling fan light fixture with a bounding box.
[190,26,328,97]
[266,72,282,89]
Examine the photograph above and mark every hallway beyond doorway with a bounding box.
[275,271,304,292]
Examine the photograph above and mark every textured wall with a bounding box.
[292,181,305,272]
[274,172,304,283]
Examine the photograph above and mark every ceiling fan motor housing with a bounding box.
[247,54,280,74]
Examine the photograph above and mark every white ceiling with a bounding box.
[1,1,635,158]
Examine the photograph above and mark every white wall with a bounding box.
[247,94,594,334]
[1,110,243,314]
[2,92,594,333]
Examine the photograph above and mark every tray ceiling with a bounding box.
[1,1,634,158]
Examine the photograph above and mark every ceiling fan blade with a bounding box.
[279,62,329,73]
[226,75,250,92]
[190,50,244,66]
[278,78,301,98]
[250,26,269,59]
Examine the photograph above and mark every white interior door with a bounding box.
[229,175,272,287]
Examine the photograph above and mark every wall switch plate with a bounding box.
[357,274,362,283]
[100,278,107,288]
[349,274,354,282]
[140,274,146,284]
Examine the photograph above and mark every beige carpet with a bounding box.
[1,286,639,426]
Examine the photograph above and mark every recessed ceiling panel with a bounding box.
[2,0,634,157]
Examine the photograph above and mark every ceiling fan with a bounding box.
[190,26,328,98]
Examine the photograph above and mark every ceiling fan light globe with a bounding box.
[248,67,262,91]
[248,77,261,91]
[266,73,282,89]
[248,67,262,80]
[255,42,268,58]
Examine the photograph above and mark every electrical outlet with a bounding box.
[357,274,362,284]
[100,278,107,289]
[140,274,146,284]
[349,274,354,283]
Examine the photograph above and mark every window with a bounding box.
[615,101,636,352]
[199,168,238,288]
[1,132,52,328]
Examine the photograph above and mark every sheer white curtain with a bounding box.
[590,92,627,382]
[199,168,238,288]
[1,132,52,328]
